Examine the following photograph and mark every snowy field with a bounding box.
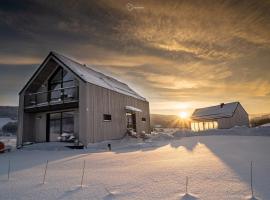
[0,130,270,200]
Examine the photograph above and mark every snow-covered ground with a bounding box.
[0,129,270,200]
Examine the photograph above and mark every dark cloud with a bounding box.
[0,64,37,105]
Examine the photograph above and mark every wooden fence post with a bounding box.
[42,160,49,184]
[186,176,189,194]
[80,160,86,188]
[8,160,11,181]
[250,161,254,197]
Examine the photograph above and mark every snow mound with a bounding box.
[180,193,199,200]
[87,136,147,151]
[260,123,270,127]
[246,196,261,200]
[103,192,117,200]
[148,132,174,141]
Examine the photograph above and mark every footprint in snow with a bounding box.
[103,191,117,200]
[180,193,199,200]
[246,196,261,200]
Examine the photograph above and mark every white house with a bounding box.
[191,102,249,131]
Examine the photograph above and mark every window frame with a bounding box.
[48,67,75,91]
[103,114,112,122]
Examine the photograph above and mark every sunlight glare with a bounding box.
[178,111,188,119]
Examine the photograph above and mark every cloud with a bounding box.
[0,0,269,114]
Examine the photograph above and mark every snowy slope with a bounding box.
[0,134,270,199]
[260,123,270,127]
[0,117,16,130]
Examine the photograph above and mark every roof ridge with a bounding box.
[195,101,238,110]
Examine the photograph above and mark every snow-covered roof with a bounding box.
[191,102,239,120]
[51,52,147,101]
[125,106,142,112]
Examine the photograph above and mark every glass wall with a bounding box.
[49,113,61,141]
[48,111,75,142]
[191,121,218,132]
[48,67,77,102]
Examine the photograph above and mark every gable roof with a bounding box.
[20,51,147,101]
[191,102,239,120]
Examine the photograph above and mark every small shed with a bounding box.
[191,102,249,131]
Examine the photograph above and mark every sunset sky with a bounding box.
[0,0,270,115]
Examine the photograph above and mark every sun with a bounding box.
[178,111,188,119]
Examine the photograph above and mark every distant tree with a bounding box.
[250,116,270,127]
[2,122,18,134]
[0,106,18,119]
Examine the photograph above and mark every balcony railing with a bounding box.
[24,86,79,108]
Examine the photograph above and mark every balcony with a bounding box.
[24,86,79,112]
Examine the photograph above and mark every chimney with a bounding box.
[220,103,225,108]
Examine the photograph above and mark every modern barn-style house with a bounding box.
[17,52,150,147]
[191,102,249,131]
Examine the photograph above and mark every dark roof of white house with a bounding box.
[191,102,239,120]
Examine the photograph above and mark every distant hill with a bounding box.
[150,114,189,128]
[0,106,18,119]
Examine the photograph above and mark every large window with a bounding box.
[191,121,218,132]
[48,67,77,102]
[48,111,75,142]
[49,67,75,90]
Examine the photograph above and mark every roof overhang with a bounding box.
[125,106,142,112]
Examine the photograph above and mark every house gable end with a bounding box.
[19,52,85,95]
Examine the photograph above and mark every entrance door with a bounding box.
[46,111,74,142]
[126,112,136,132]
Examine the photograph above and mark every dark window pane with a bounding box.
[63,80,74,88]
[49,119,61,141]
[50,113,61,120]
[50,68,62,83]
[62,112,74,118]
[103,114,112,121]
[63,70,74,82]
[63,87,77,100]
[62,117,74,134]
[50,90,61,101]
[142,117,146,122]
[50,83,61,90]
